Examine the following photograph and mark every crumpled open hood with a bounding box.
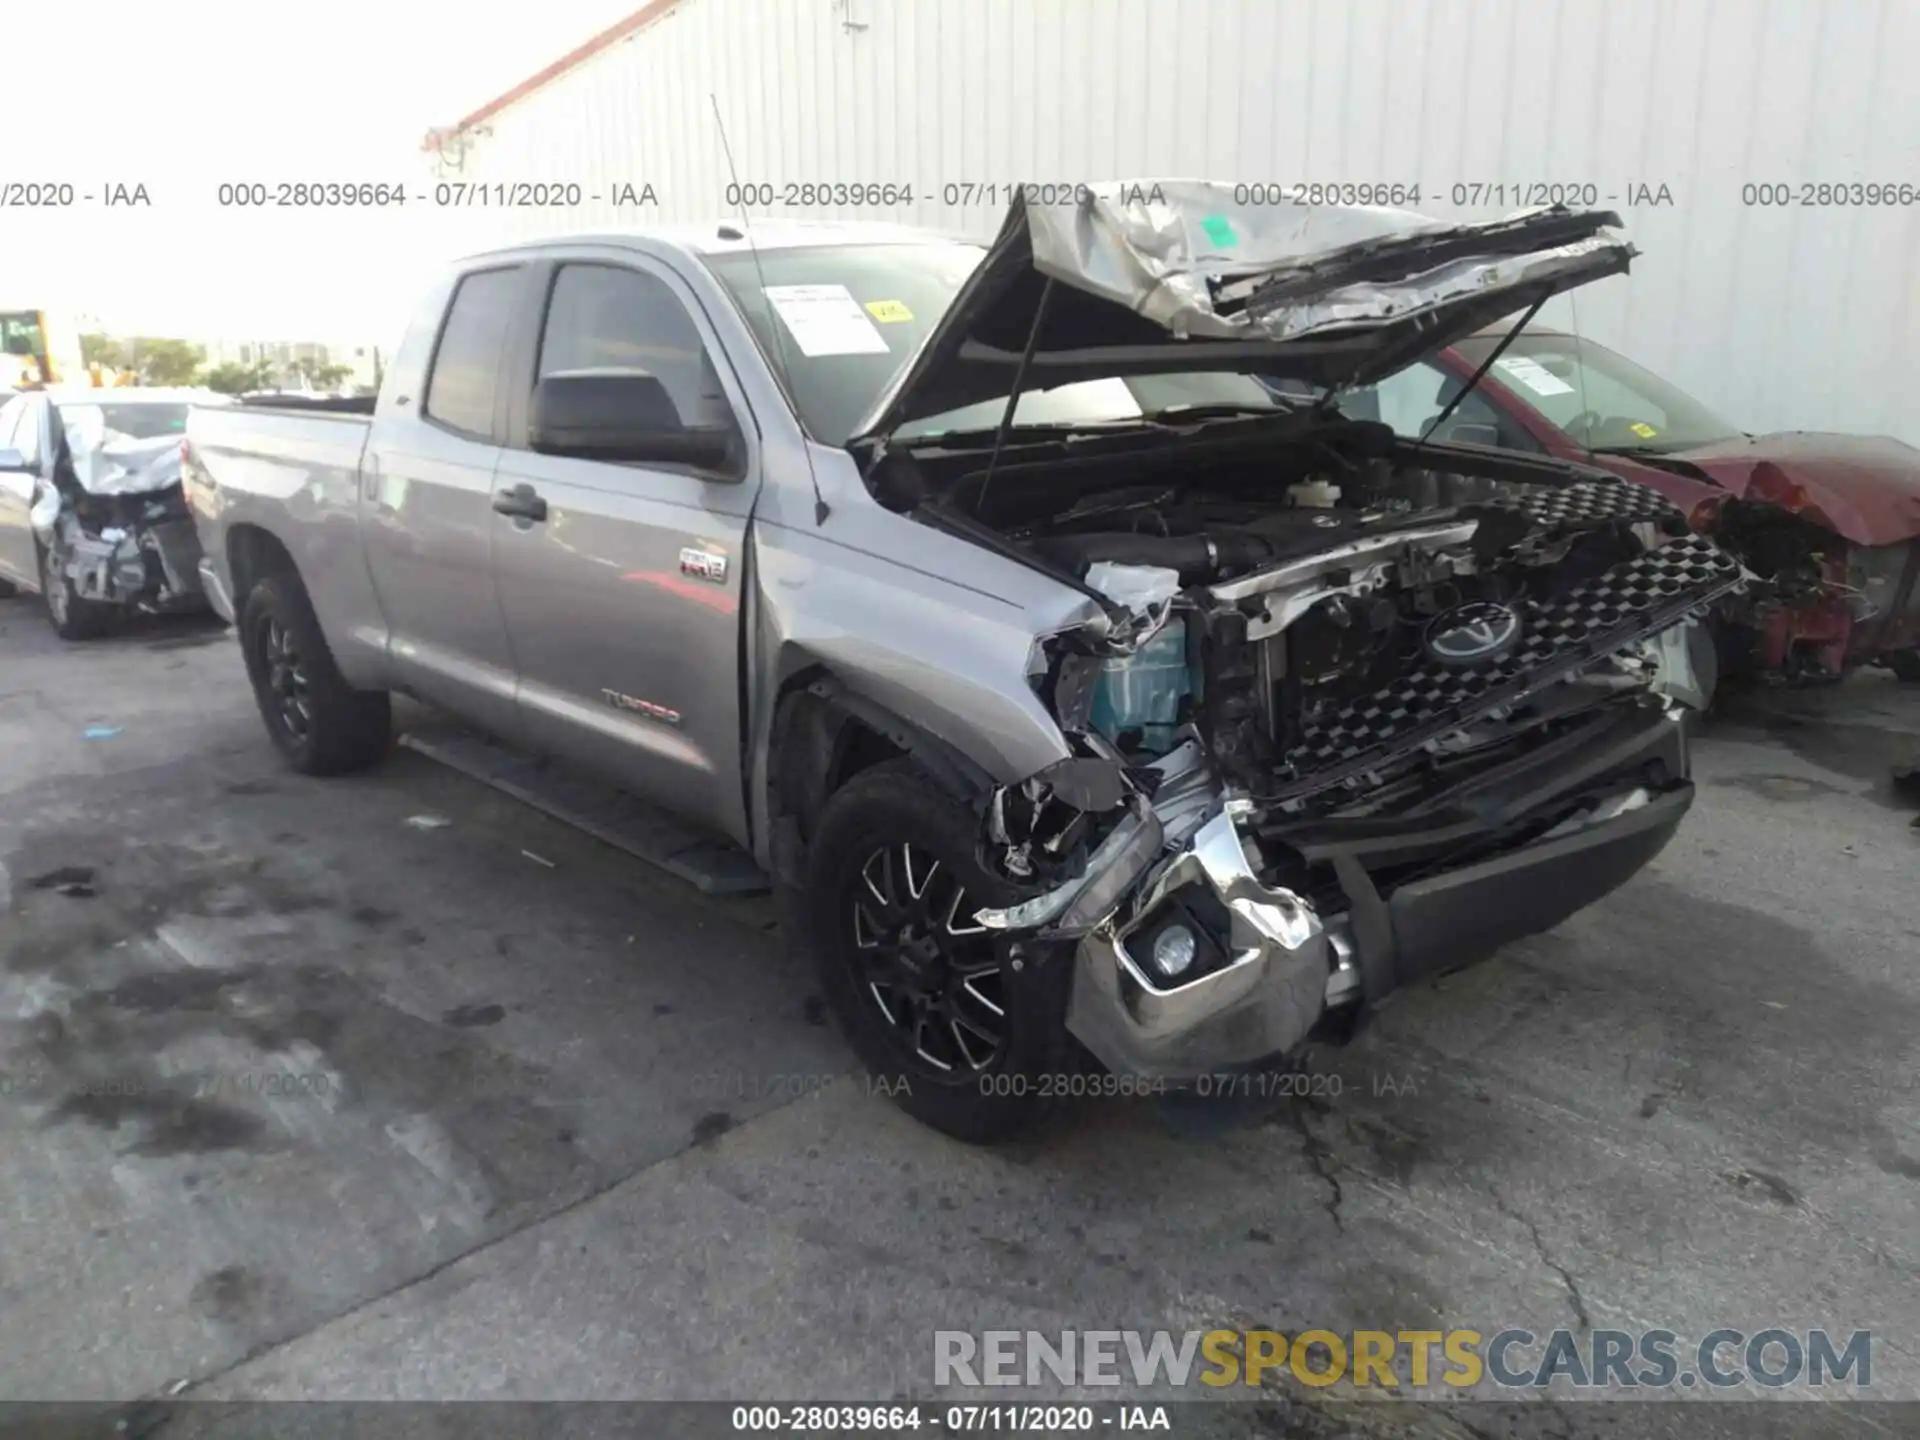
[1656,432,1920,547]
[66,428,183,497]
[851,179,1637,448]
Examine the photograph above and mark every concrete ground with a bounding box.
[1,589,1917,1437]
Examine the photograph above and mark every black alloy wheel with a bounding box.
[255,613,313,744]
[845,840,1007,1076]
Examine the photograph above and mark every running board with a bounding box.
[399,722,770,896]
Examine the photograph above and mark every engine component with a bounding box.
[1088,618,1193,752]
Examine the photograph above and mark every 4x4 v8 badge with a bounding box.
[1423,601,1524,665]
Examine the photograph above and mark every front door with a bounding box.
[360,264,529,740]
[489,252,762,845]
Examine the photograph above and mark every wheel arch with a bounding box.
[226,523,299,612]
[763,667,999,889]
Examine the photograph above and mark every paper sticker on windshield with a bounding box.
[864,299,913,323]
[764,284,890,357]
[1493,356,1577,397]
[1629,421,1659,438]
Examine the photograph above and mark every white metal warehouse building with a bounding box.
[421,0,1920,445]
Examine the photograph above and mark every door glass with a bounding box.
[536,264,731,430]
[423,267,522,438]
[1339,360,1535,450]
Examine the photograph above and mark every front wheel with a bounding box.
[800,759,1074,1144]
[239,571,391,774]
[38,542,116,641]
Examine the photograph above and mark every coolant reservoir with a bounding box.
[1088,620,1191,751]
[1082,562,1191,752]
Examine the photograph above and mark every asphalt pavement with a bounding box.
[1,591,1916,1437]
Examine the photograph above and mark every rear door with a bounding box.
[489,248,762,845]
[360,264,530,739]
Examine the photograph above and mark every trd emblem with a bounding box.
[680,547,728,583]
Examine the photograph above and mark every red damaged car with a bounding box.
[1338,327,1920,688]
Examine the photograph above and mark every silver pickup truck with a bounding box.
[184,183,1742,1141]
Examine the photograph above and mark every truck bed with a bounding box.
[187,398,372,497]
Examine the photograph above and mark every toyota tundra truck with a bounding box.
[183,183,1743,1141]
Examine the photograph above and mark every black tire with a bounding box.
[799,758,1073,1144]
[38,542,116,641]
[239,571,390,775]
[1887,650,1920,684]
[0,575,18,599]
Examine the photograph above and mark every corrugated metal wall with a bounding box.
[436,0,1920,443]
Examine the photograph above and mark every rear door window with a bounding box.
[423,267,522,439]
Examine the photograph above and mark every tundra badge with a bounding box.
[602,690,683,726]
[680,547,728,583]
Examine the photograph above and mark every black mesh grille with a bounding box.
[1486,477,1680,528]
[1270,533,1741,801]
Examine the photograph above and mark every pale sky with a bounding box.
[2,0,641,345]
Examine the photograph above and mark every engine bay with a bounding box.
[882,411,1745,816]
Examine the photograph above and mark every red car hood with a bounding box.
[1654,432,1920,547]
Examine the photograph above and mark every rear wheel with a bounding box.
[239,571,390,774]
[1886,650,1920,684]
[38,541,115,641]
[801,759,1072,1144]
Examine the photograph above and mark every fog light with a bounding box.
[1150,923,1197,978]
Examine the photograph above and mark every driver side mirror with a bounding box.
[0,448,28,472]
[529,370,741,477]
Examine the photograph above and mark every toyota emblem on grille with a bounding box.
[1423,601,1523,665]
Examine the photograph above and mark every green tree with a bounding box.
[80,333,127,371]
[293,356,354,391]
[204,360,276,395]
[131,337,206,386]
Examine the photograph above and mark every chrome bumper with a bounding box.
[975,702,1693,1081]
[1062,808,1331,1080]
[973,741,1335,1081]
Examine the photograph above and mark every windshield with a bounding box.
[703,243,1281,445]
[1453,333,1744,454]
[56,402,191,441]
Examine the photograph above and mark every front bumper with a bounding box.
[58,515,207,613]
[1005,700,1694,1081]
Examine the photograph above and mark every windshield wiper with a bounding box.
[897,418,1153,445]
[1145,402,1285,422]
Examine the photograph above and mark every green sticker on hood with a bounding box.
[1200,214,1238,248]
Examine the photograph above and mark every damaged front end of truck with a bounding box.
[851,182,1747,1081]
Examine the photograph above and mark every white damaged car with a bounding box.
[0,387,227,638]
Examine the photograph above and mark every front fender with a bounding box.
[744,507,1105,870]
